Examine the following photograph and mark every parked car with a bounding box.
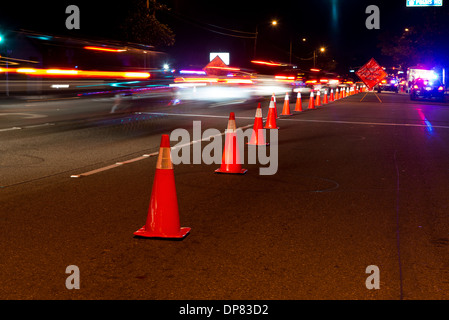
[375,77,399,93]
[410,78,445,102]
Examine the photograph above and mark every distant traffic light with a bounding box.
[0,35,3,43]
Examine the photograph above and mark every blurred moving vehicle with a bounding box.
[410,78,445,102]
[294,71,341,95]
[375,77,399,93]
[0,30,172,98]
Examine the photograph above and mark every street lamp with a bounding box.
[254,20,278,59]
[313,47,326,68]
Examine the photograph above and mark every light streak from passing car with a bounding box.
[1,67,151,79]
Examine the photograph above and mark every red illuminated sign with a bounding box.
[356,58,387,90]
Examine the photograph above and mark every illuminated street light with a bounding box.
[254,19,278,58]
[314,47,326,68]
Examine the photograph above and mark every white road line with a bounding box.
[276,117,449,129]
[209,100,248,108]
[70,109,449,179]
[0,112,47,119]
[71,163,123,178]
[0,127,22,132]
[138,111,449,129]
[0,123,55,132]
[137,112,255,121]
[70,123,252,178]
[23,123,55,129]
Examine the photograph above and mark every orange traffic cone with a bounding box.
[215,112,247,174]
[134,135,191,239]
[294,92,303,112]
[329,89,334,102]
[272,93,279,118]
[264,95,279,129]
[308,91,315,109]
[323,90,328,104]
[281,92,292,115]
[316,90,321,106]
[334,88,339,100]
[248,103,269,146]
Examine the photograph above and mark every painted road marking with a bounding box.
[137,112,254,121]
[70,163,123,178]
[276,117,449,130]
[0,112,48,119]
[140,112,449,130]
[65,110,449,178]
[0,123,55,132]
[70,123,252,178]
[0,127,22,132]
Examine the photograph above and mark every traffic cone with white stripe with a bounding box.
[248,103,269,146]
[281,92,292,115]
[215,112,247,174]
[294,92,303,112]
[316,90,321,106]
[308,91,315,109]
[134,134,191,239]
[329,89,334,102]
[264,95,279,129]
[272,93,279,118]
[323,90,328,104]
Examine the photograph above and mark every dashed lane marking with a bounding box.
[70,121,252,178]
[138,111,449,129]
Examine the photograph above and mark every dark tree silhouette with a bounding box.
[121,0,175,47]
[378,9,449,70]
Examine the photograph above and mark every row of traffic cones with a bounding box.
[134,86,366,240]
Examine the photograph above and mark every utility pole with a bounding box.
[289,38,292,65]
[254,25,258,59]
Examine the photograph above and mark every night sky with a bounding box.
[1,1,448,73]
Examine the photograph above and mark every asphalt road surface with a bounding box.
[1,90,449,301]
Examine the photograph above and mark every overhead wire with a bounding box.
[167,11,256,39]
